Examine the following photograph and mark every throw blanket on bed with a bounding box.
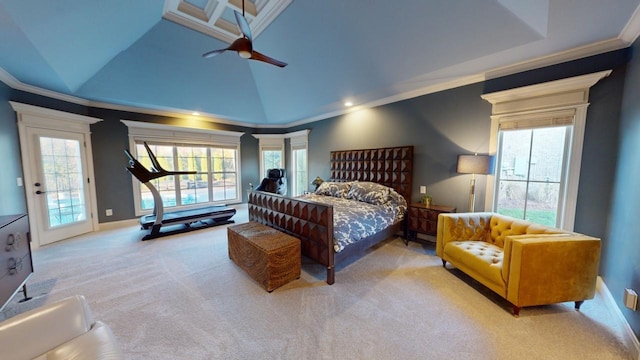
[301,181,407,252]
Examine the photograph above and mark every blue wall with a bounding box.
[610,41,640,338]
[0,47,637,339]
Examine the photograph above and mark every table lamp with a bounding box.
[457,154,494,212]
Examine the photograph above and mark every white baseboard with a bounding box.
[98,218,139,231]
[598,277,640,359]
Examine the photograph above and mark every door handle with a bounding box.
[35,190,46,195]
[34,182,41,186]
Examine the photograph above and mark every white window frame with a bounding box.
[253,135,285,178]
[121,120,244,216]
[253,130,309,189]
[290,130,310,196]
[481,70,611,230]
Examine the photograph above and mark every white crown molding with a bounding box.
[620,3,640,44]
[1,68,90,106]
[484,38,627,81]
[0,67,20,88]
[0,23,636,130]
[282,38,628,128]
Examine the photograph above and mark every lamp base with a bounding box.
[468,176,476,212]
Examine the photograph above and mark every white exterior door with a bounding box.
[27,128,94,245]
[12,102,101,248]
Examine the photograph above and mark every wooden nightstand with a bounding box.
[405,203,456,244]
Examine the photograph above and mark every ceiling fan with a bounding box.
[202,1,287,68]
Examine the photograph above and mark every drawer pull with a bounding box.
[5,233,21,251]
[8,257,23,275]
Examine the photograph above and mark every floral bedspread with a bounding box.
[300,194,405,253]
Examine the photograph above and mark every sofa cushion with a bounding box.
[444,241,505,289]
[488,214,563,248]
[442,213,492,242]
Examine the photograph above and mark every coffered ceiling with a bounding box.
[163,0,291,43]
[0,0,639,127]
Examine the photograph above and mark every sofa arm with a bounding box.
[503,235,601,308]
[0,295,96,360]
[436,212,494,258]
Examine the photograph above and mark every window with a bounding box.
[494,125,570,227]
[135,143,238,211]
[122,120,244,216]
[261,147,283,177]
[253,135,284,179]
[482,70,611,230]
[289,131,309,196]
[253,130,309,195]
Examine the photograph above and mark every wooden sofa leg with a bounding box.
[441,259,447,267]
[512,305,521,317]
[575,300,584,311]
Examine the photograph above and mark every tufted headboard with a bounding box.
[330,146,413,201]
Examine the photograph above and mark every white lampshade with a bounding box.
[457,154,494,175]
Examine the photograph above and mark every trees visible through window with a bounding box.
[135,143,238,211]
[262,149,283,176]
[495,126,569,227]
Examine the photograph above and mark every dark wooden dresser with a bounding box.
[0,214,33,311]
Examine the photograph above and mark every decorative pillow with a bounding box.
[315,181,352,198]
[387,188,407,208]
[386,188,408,219]
[346,181,390,205]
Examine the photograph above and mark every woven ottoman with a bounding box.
[227,221,301,292]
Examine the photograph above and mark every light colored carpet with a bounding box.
[1,205,633,359]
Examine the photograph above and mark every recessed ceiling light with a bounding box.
[344,102,353,107]
[192,112,200,116]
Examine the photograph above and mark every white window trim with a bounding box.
[121,120,244,216]
[253,134,285,178]
[289,130,310,196]
[253,130,309,180]
[10,102,102,248]
[481,70,611,231]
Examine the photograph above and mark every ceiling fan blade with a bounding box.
[234,10,252,41]
[250,50,287,68]
[202,48,227,58]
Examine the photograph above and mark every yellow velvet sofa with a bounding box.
[436,212,601,316]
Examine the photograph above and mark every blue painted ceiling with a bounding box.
[1,0,639,126]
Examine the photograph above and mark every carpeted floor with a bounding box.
[1,205,634,359]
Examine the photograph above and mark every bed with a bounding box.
[248,146,413,284]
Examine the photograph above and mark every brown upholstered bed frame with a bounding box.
[248,146,413,284]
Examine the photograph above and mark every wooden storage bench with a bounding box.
[227,221,301,292]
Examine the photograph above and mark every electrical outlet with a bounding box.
[624,288,638,311]
[420,185,426,194]
[105,209,113,216]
